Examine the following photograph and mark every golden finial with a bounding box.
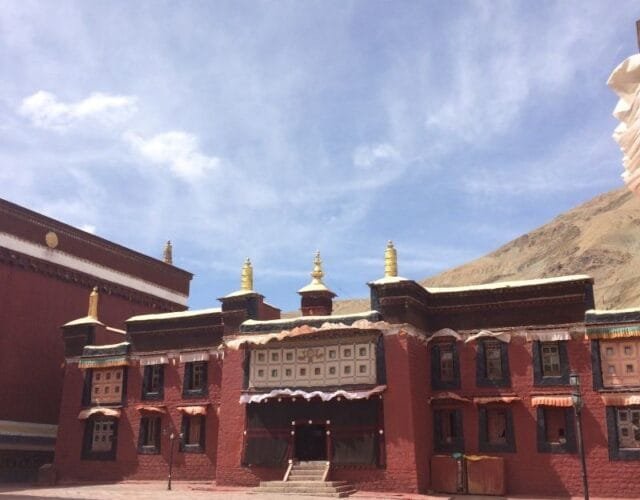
[88,286,99,319]
[384,241,398,278]
[241,258,254,291]
[163,240,173,264]
[310,251,324,284]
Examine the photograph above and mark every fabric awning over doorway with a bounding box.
[239,385,386,404]
[77,407,121,419]
[531,395,573,407]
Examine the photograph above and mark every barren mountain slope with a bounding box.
[329,188,640,314]
[421,187,640,310]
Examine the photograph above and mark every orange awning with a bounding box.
[78,407,121,420]
[428,392,471,404]
[474,396,520,405]
[176,405,208,416]
[601,394,640,406]
[531,395,573,407]
[135,405,166,414]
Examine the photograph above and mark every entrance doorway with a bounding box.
[294,424,327,461]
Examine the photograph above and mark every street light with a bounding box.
[570,372,589,500]
[167,431,183,491]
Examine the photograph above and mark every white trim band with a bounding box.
[0,232,188,305]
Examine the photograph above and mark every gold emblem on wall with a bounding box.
[45,231,59,249]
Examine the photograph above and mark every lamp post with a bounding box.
[167,431,183,491]
[570,373,589,500]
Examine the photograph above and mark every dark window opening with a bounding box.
[433,408,464,453]
[138,416,161,454]
[533,341,570,387]
[479,406,515,453]
[536,407,576,454]
[183,361,208,397]
[142,365,164,400]
[180,415,205,453]
[431,342,460,390]
[476,341,510,388]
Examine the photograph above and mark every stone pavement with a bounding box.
[0,482,622,500]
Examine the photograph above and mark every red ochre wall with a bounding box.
[215,333,431,494]
[433,337,640,498]
[0,263,179,425]
[54,356,222,482]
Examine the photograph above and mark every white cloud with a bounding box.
[125,131,221,181]
[18,91,137,131]
[353,143,400,168]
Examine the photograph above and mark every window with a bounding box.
[533,341,569,386]
[433,409,464,452]
[142,365,164,400]
[478,407,515,452]
[476,341,510,388]
[138,416,161,454]
[88,368,125,405]
[600,340,640,388]
[82,417,118,460]
[536,407,576,454]
[606,407,640,460]
[431,342,460,390]
[183,361,207,397]
[181,415,205,453]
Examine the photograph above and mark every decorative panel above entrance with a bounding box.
[248,337,377,388]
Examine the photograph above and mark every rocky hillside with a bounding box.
[333,187,640,313]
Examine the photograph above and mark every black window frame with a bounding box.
[433,408,464,453]
[606,406,640,460]
[183,361,208,398]
[81,416,118,461]
[478,406,516,453]
[533,341,569,386]
[142,364,165,400]
[137,415,162,454]
[476,340,510,388]
[536,406,576,454]
[82,367,128,407]
[180,414,206,453]
[430,341,460,390]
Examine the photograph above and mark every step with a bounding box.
[254,486,357,497]
[261,480,348,487]
[291,464,329,470]
[289,472,326,479]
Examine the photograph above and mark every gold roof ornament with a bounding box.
[384,240,398,278]
[163,240,173,264]
[298,251,335,295]
[241,258,254,291]
[311,251,325,285]
[88,286,99,320]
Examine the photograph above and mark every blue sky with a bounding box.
[1,1,639,311]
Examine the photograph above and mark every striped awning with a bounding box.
[600,393,640,407]
[176,405,208,416]
[135,405,166,414]
[428,392,471,404]
[531,395,573,407]
[473,396,521,405]
[465,330,511,344]
[586,324,640,339]
[78,357,129,369]
[138,355,169,366]
[179,351,209,363]
[78,407,121,419]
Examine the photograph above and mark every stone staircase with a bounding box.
[254,460,357,497]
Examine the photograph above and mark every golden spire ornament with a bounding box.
[310,251,325,285]
[163,240,173,264]
[384,241,398,278]
[87,286,99,319]
[241,258,254,291]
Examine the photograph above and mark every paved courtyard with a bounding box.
[0,482,624,500]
